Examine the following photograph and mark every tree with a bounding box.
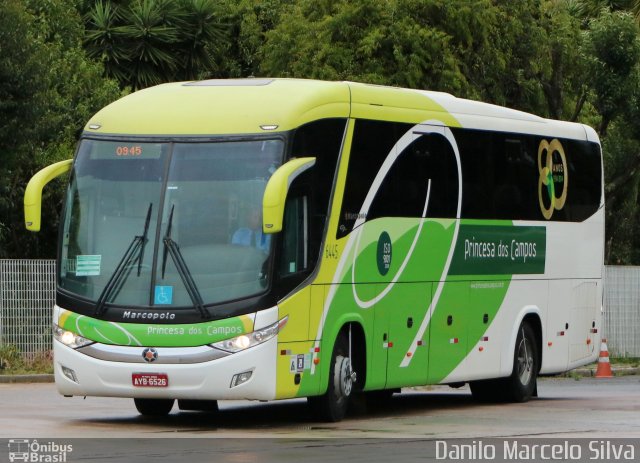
[260,0,472,93]
[601,122,640,263]
[581,10,640,135]
[215,0,293,77]
[84,0,228,89]
[0,0,121,258]
[572,8,640,263]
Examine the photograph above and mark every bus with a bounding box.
[25,79,604,421]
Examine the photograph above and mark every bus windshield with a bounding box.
[59,138,283,310]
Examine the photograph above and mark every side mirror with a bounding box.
[24,159,73,232]
[263,157,315,234]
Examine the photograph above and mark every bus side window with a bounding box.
[279,195,309,277]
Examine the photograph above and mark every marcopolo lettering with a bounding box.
[123,310,176,321]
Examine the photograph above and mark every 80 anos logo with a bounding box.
[538,139,568,220]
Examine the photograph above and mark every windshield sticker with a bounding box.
[154,286,173,305]
[75,255,101,276]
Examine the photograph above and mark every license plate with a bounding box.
[132,373,168,387]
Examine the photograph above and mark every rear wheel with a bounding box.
[134,398,174,416]
[505,322,538,402]
[469,378,502,402]
[470,321,538,403]
[308,335,355,422]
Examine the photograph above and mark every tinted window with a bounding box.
[338,120,408,238]
[338,124,601,235]
[368,132,459,221]
[453,128,601,222]
[275,119,345,292]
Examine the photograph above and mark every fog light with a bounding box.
[61,365,78,383]
[230,370,253,388]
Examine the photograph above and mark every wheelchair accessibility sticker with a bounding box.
[154,286,173,305]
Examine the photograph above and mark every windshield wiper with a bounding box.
[137,204,153,276]
[161,205,210,320]
[95,203,153,316]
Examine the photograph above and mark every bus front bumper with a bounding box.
[53,337,277,400]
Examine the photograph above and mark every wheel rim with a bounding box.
[335,355,353,398]
[516,329,534,385]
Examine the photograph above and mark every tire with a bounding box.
[470,322,539,403]
[177,399,219,413]
[134,398,174,416]
[308,335,355,422]
[505,321,539,402]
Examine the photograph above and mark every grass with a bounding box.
[609,357,640,367]
[0,344,53,375]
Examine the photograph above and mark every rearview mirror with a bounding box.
[24,159,72,232]
[262,157,315,234]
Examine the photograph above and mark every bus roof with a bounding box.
[84,78,594,142]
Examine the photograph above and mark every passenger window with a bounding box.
[369,132,459,220]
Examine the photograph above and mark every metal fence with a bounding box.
[603,265,640,357]
[0,260,639,358]
[0,259,55,359]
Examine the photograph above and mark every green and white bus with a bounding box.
[25,79,604,421]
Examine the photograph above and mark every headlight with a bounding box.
[211,316,287,353]
[53,324,94,349]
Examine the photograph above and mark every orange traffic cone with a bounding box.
[595,338,613,378]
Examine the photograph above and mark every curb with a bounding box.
[0,374,54,384]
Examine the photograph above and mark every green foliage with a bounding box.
[0,0,122,258]
[260,0,580,117]
[212,0,290,77]
[581,10,640,134]
[0,344,53,374]
[575,9,640,262]
[603,122,640,263]
[570,0,638,20]
[3,0,640,263]
[0,344,23,371]
[84,0,228,89]
[538,1,586,120]
[261,0,472,92]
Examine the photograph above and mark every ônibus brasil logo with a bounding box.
[8,439,72,462]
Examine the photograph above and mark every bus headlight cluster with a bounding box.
[53,324,94,349]
[211,316,288,353]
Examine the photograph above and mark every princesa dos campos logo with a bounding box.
[8,439,73,462]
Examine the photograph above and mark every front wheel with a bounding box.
[134,398,174,416]
[177,399,219,413]
[308,335,355,422]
